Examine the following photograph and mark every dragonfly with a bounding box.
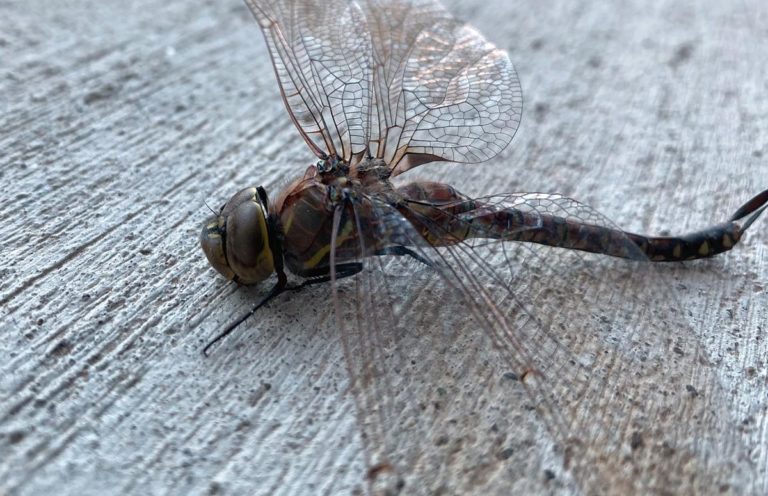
[200,0,768,493]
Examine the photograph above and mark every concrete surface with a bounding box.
[1,0,767,494]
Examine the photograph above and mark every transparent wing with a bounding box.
[244,0,522,173]
[330,191,750,494]
[360,0,522,175]
[244,0,372,161]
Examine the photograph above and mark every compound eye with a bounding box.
[224,189,275,285]
[200,217,235,281]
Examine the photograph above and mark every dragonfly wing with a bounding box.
[244,0,372,162]
[329,195,538,494]
[359,0,522,175]
[245,0,522,171]
[331,192,750,493]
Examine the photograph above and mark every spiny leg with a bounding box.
[293,247,433,291]
[290,263,364,289]
[203,281,286,356]
[374,245,434,268]
[203,263,365,356]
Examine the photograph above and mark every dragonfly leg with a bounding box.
[290,247,432,293]
[374,245,433,268]
[291,263,364,289]
[203,264,364,355]
[203,280,287,356]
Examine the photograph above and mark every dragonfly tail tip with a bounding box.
[729,188,768,231]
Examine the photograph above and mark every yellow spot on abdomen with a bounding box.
[672,244,682,259]
[698,241,710,256]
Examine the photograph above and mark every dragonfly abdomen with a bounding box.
[465,188,768,262]
[525,217,744,261]
[624,223,742,261]
[401,182,766,262]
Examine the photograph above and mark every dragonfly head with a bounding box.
[200,186,275,285]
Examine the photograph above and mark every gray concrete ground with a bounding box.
[2,0,767,494]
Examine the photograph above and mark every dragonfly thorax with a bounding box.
[200,186,276,285]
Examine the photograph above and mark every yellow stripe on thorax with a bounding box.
[302,219,356,269]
